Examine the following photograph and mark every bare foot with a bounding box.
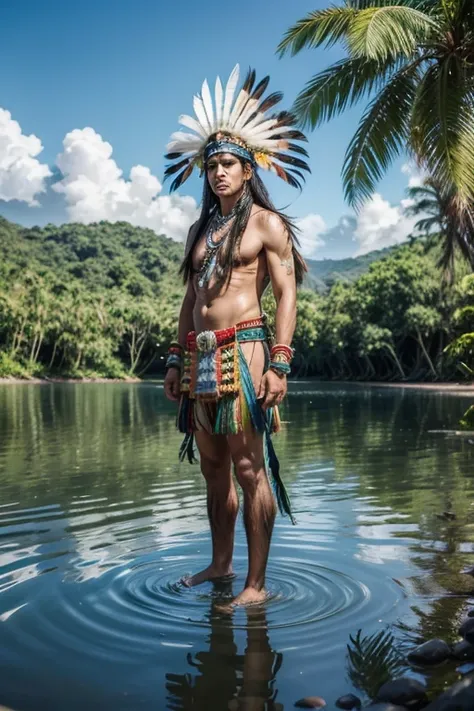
[180,564,235,588]
[215,586,268,614]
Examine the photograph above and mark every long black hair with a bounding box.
[179,156,307,289]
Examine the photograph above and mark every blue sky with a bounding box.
[0,0,417,259]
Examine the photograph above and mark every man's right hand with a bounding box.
[164,368,181,402]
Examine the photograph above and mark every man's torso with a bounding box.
[190,206,269,332]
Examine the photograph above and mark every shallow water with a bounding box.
[0,382,473,710]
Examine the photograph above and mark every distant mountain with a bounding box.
[0,214,393,296]
[304,246,396,292]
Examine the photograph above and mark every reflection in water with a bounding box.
[0,382,473,708]
[166,588,282,711]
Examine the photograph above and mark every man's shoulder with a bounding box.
[250,208,287,244]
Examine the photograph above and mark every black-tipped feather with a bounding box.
[164,157,191,177]
[256,91,284,115]
[250,75,270,102]
[286,142,309,157]
[273,152,310,171]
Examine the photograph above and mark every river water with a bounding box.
[0,382,473,710]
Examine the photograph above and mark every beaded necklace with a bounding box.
[197,192,251,288]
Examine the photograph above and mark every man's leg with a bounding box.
[226,427,276,605]
[182,429,239,586]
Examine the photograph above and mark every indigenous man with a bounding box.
[163,65,310,607]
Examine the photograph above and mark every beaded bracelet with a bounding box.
[165,342,184,371]
[270,361,291,376]
[269,343,294,377]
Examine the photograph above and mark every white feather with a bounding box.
[178,114,208,138]
[228,89,249,129]
[240,112,276,136]
[201,79,215,132]
[222,64,240,126]
[249,124,294,142]
[193,95,211,134]
[233,98,259,132]
[167,132,203,153]
[240,117,278,142]
[215,77,223,128]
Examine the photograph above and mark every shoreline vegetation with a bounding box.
[1,216,474,385]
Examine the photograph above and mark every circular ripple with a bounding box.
[0,546,402,665]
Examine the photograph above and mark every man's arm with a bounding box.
[261,212,297,347]
[257,212,297,409]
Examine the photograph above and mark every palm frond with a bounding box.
[404,197,441,216]
[347,628,406,700]
[292,55,401,129]
[348,6,438,61]
[277,6,356,56]
[414,216,442,232]
[411,59,474,203]
[343,66,418,207]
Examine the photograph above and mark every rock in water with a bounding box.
[294,698,326,709]
[459,618,474,644]
[407,639,451,666]
[336,694,362,709]
[452,640,474,661]
[376,678,428,709]
[422,672,474,710]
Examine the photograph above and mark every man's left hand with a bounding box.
[257,369,287,411]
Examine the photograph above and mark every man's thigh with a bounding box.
[195,429,232,475]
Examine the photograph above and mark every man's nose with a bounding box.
[216,164,225,176]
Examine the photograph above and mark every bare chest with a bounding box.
[192,223,263,274]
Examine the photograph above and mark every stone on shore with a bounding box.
[459,618,474,644]
[452,640,474,661]
[375,678,428,709]
[407,639,451,666]
[422,672,474,711]
[336,694,362,709]
[294,697,326,708]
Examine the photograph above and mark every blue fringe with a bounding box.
[238,345,296,525]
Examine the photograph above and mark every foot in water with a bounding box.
[180,564,235,587]
[215,586,268,614]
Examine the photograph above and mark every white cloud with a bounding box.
[53,127,198,241]
[295,213,326,259]
[0,108,52,206]
[401,160,425,188]
[354,193,418,255]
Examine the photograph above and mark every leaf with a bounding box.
[277,6,356,56]
[292,55,401,129]
[348,5,438,61]
[343,66,419,207]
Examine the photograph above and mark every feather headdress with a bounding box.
[164,64,310,192]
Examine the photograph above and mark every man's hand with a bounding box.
[164,368,181,402]
[257,369,287,411]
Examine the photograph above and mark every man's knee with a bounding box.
[233,455,265,491]
[200,453,231,482]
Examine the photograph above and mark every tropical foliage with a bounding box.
[0,216,472,381]
[279,0,474,210]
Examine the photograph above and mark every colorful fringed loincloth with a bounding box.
[177,316,294,523]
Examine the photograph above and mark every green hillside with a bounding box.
[305,247,395,292]
[0,216,472,382]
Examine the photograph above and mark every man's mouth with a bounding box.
[216,183,227,189]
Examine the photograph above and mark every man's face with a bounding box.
[206,152,250,198]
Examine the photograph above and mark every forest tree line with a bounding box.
[0,215,472,382]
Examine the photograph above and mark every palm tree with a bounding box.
[404,177,474,280]
[278,0,474,211]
